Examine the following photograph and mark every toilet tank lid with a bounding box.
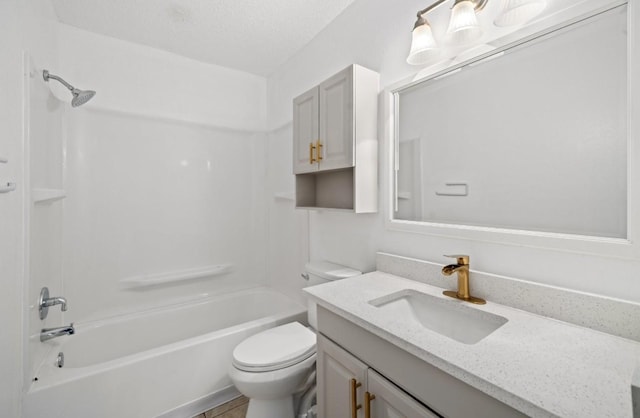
[305,261,361,281]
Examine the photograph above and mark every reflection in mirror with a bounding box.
[394,5,627,239]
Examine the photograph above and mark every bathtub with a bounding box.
[24,286,307,418]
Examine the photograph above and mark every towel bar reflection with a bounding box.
[1,157,15,194]
[0,182,16,194]
[435,183,468,197]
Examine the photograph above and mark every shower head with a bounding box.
[43,69,96,107]
[71,89,96,107]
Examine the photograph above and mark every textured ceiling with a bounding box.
[51,0,357,76]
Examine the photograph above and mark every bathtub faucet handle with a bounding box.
[38,287,68,320]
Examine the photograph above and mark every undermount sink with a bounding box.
[369,290,508,344]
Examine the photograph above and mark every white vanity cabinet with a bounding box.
[316,333,367,417]
[367,369,441,418]
[318,334,439,418]
[316,306,527,418]
[293,64,379,212]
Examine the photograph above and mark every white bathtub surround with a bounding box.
[60,100,268,324]
[20,20,274,399]
[377,252,640,341]
[24,287,305,418]
[305,273,640,418]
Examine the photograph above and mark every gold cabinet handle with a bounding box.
[309,142,317,164]
[317,140,323,161]
[364,391,376,418]
[350,378,362,418]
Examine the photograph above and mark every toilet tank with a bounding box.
[304,261,361,329]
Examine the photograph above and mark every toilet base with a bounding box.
[246,396,294,418]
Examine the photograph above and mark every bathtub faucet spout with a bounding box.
[41,323,75,342]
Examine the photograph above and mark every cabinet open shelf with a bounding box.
[296,167,355,210]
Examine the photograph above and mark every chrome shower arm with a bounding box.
[42,69,96,107]
[43,70,75,91]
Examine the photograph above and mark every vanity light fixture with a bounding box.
[447,0,486,44]
[407,14,440,65]
[494,0,547,27]
[407,0,488,66]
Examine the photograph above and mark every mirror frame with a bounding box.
[384,0,640,260]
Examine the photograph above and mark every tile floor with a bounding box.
[193,396,249,418]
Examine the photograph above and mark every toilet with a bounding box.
[228,261,361,418]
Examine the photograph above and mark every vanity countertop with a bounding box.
[304,271,640,418]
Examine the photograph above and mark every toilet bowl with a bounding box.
[229,322,316,418]
[228,261,361,418]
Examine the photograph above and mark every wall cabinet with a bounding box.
[292,65,379,212]
[316,306,526,418]
[317,334,439,418]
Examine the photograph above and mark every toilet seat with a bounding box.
[232,322,316,372]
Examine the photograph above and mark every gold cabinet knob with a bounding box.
[309,142,317,164]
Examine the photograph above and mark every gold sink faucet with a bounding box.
[441,255,486,305]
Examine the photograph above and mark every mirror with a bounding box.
[393,5,628,239]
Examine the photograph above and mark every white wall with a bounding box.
[22,0,65,386]
[266,124,309,304]
[0,0,62,415]
[267,0,640,303]
[25,52,67,385]
[0,2,26,415]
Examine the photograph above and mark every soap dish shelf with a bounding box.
[120,264,232,289]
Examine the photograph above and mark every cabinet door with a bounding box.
[366,370,440,418]
[293,86,319,174]
[318,67,354,171]
[317,334,368,418]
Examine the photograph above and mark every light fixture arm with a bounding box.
[416,0,448,20]
[415,0,488,23]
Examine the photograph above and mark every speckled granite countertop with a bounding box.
[305,272,640,418]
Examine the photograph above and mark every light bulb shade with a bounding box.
[494,0,547,27]
[447,0,483,44]
[407,22,440,66]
